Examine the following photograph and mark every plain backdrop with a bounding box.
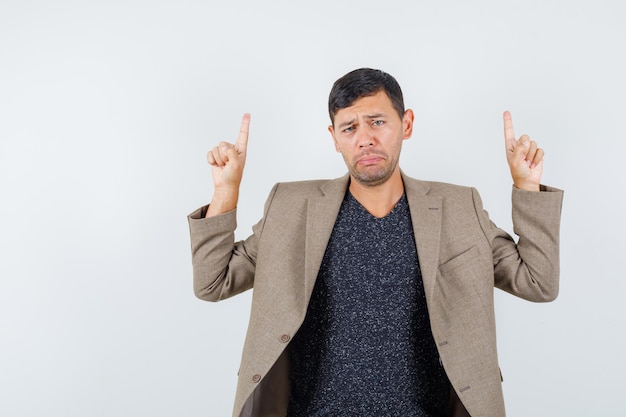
[1,0,624,416]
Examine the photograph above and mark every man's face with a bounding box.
[329,90,414,187]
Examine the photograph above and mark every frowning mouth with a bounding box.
[356,153,385,166]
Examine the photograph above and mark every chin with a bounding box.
[352,169,393,187]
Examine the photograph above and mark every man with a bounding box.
[188,68,563,417]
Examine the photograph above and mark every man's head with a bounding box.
[327,69,414,188]
[328,68,405,127]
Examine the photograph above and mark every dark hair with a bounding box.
[328,68,405,125]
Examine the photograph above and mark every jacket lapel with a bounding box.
[403,175,443,300]
[303,174,350,307]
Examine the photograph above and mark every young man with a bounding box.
[188,68,563,417]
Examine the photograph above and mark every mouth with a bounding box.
[356,153,385,166]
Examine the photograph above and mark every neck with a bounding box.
[348,170,405,218]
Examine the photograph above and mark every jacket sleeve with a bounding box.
[474,185,564,302]
[187,184,279,301]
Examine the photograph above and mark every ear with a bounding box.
[328,125,341,152]
[402,109,414,140]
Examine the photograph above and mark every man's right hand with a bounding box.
[205,113,250,217]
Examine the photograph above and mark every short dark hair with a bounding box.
[328,68,405,125]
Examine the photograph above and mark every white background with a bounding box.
[1,0,624,416]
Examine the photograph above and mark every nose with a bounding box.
[356,125,374,148]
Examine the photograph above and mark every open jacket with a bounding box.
[188,173,564,417]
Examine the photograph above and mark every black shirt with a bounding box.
[287,192,449,417]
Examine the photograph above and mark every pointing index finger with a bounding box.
[236,113,250,152]
[503,110,516,153]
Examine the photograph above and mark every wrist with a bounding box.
[206,188,239,217]
[513,182,540,192]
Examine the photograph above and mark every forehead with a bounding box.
[334,90,397,121]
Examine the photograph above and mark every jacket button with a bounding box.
[252,374,261,383]
[280,334,290,343]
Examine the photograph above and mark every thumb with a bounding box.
[513,135,531,160]
[220,142,241,162]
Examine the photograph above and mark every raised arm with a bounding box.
[188,113,257,301]
[488,111,563,301]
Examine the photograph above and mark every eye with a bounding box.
[372,120,384,126]
[343,126,355,133]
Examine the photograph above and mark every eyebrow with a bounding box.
[337,113,387,130]
[337,119,356,130]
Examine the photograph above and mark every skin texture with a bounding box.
[204,99,544,218]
